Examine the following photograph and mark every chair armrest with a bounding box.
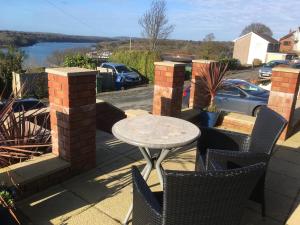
[132,166,162,224]
[206,149,270,171]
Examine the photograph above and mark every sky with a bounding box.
[0,0,300,41]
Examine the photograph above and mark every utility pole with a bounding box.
[129,37,132,51]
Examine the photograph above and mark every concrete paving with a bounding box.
[18,129,300,225]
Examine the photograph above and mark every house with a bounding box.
[280,27,300,54]
[233,32,280,65]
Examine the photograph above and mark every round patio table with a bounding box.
[112,114,200,225]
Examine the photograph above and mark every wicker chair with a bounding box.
[131,163,266,225]
[196,106,287,216]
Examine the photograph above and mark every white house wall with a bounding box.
[293,30,300,53]
[247,33,269,64]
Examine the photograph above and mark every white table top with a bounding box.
[112,115,201,149]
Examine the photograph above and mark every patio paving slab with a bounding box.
[62,167,128,204]
[266,171,300,198]
[18,185,91,225]
[64,207,119,225]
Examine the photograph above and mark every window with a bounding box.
[218,86,240,96]
[234,82,265,94]
[283,41,291,46]
[115,65,132,73]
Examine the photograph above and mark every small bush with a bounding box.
[219,58,240,70]
[252,58,262,66]
[109,50,161,83]
[64,54,96,69]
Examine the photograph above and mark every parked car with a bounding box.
[258,60,289,79]
[100,63,141,90]
[0,98,46,112]
[291,63,300,69]
[182,79,269,116]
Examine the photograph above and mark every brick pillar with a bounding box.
[46,67,97,172]
[189,60,216,109]
[268,67,300,140]
[152,62,186,117]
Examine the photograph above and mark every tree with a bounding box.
[240,23,273,37]
[0,47,25,98]
[203,33,215,42]
[139,0,174,51]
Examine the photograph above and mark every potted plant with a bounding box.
[198,62,228,127]
[0,95,51,224]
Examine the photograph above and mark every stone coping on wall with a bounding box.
[217,112,256,134]
[46,67,97,77]
[272,67,300,73]
[154,61,186,67]
[192,59,217,64]
[0,153,70,188]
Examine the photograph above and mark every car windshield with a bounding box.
[265,61,285,67]
[233,82,265,93]
[115,65,132,73]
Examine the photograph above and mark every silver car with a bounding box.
[258,60,289,79]
[100,62,141,89]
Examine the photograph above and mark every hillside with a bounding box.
[0,30,116,47]
[97,38,234,59]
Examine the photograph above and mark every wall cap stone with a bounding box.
[272,67,300,73]
[154,61,186,67]
[192,60,217,64]
[0,153,70,187]
[46,67,97,77]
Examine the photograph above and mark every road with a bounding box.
[96,68,259,111]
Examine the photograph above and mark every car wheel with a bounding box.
[253,106,261,117]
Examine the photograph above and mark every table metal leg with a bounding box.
[123,147,153,225]
[155,149,170,188]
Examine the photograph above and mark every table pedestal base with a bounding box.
[123,147,171,225]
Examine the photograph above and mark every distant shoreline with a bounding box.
[0,30,115,48]
[0,40,98,48]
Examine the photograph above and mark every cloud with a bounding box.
[167,0,300,40]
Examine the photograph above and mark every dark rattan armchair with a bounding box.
[131,163,266,225]
[196,106,287,216]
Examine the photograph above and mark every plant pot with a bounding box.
[200,111,220,127]
[0,206,20,225]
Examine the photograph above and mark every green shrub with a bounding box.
[109,50,161,83]
[0,47,24,98]
[219,58,240,70]
[252,58,262,66]
[64,54,96,69]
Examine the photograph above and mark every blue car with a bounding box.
[183,79,269,116]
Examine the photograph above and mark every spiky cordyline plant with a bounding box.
[0,97,51,167]
[0,95,51,224]
[198,62,228,112]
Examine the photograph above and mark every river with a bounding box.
[20,42,95,67]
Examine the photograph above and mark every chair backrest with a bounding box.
[162,163,266,225]
[249,106,287,154]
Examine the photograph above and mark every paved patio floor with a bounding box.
[18,129,300,225]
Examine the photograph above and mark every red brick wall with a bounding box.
[96,101,126,133]
[279,35,295,53]
[152,62,185,117]
[47,68,97,172]
[268,68,300,140]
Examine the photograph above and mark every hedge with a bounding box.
[219,58,240,70]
